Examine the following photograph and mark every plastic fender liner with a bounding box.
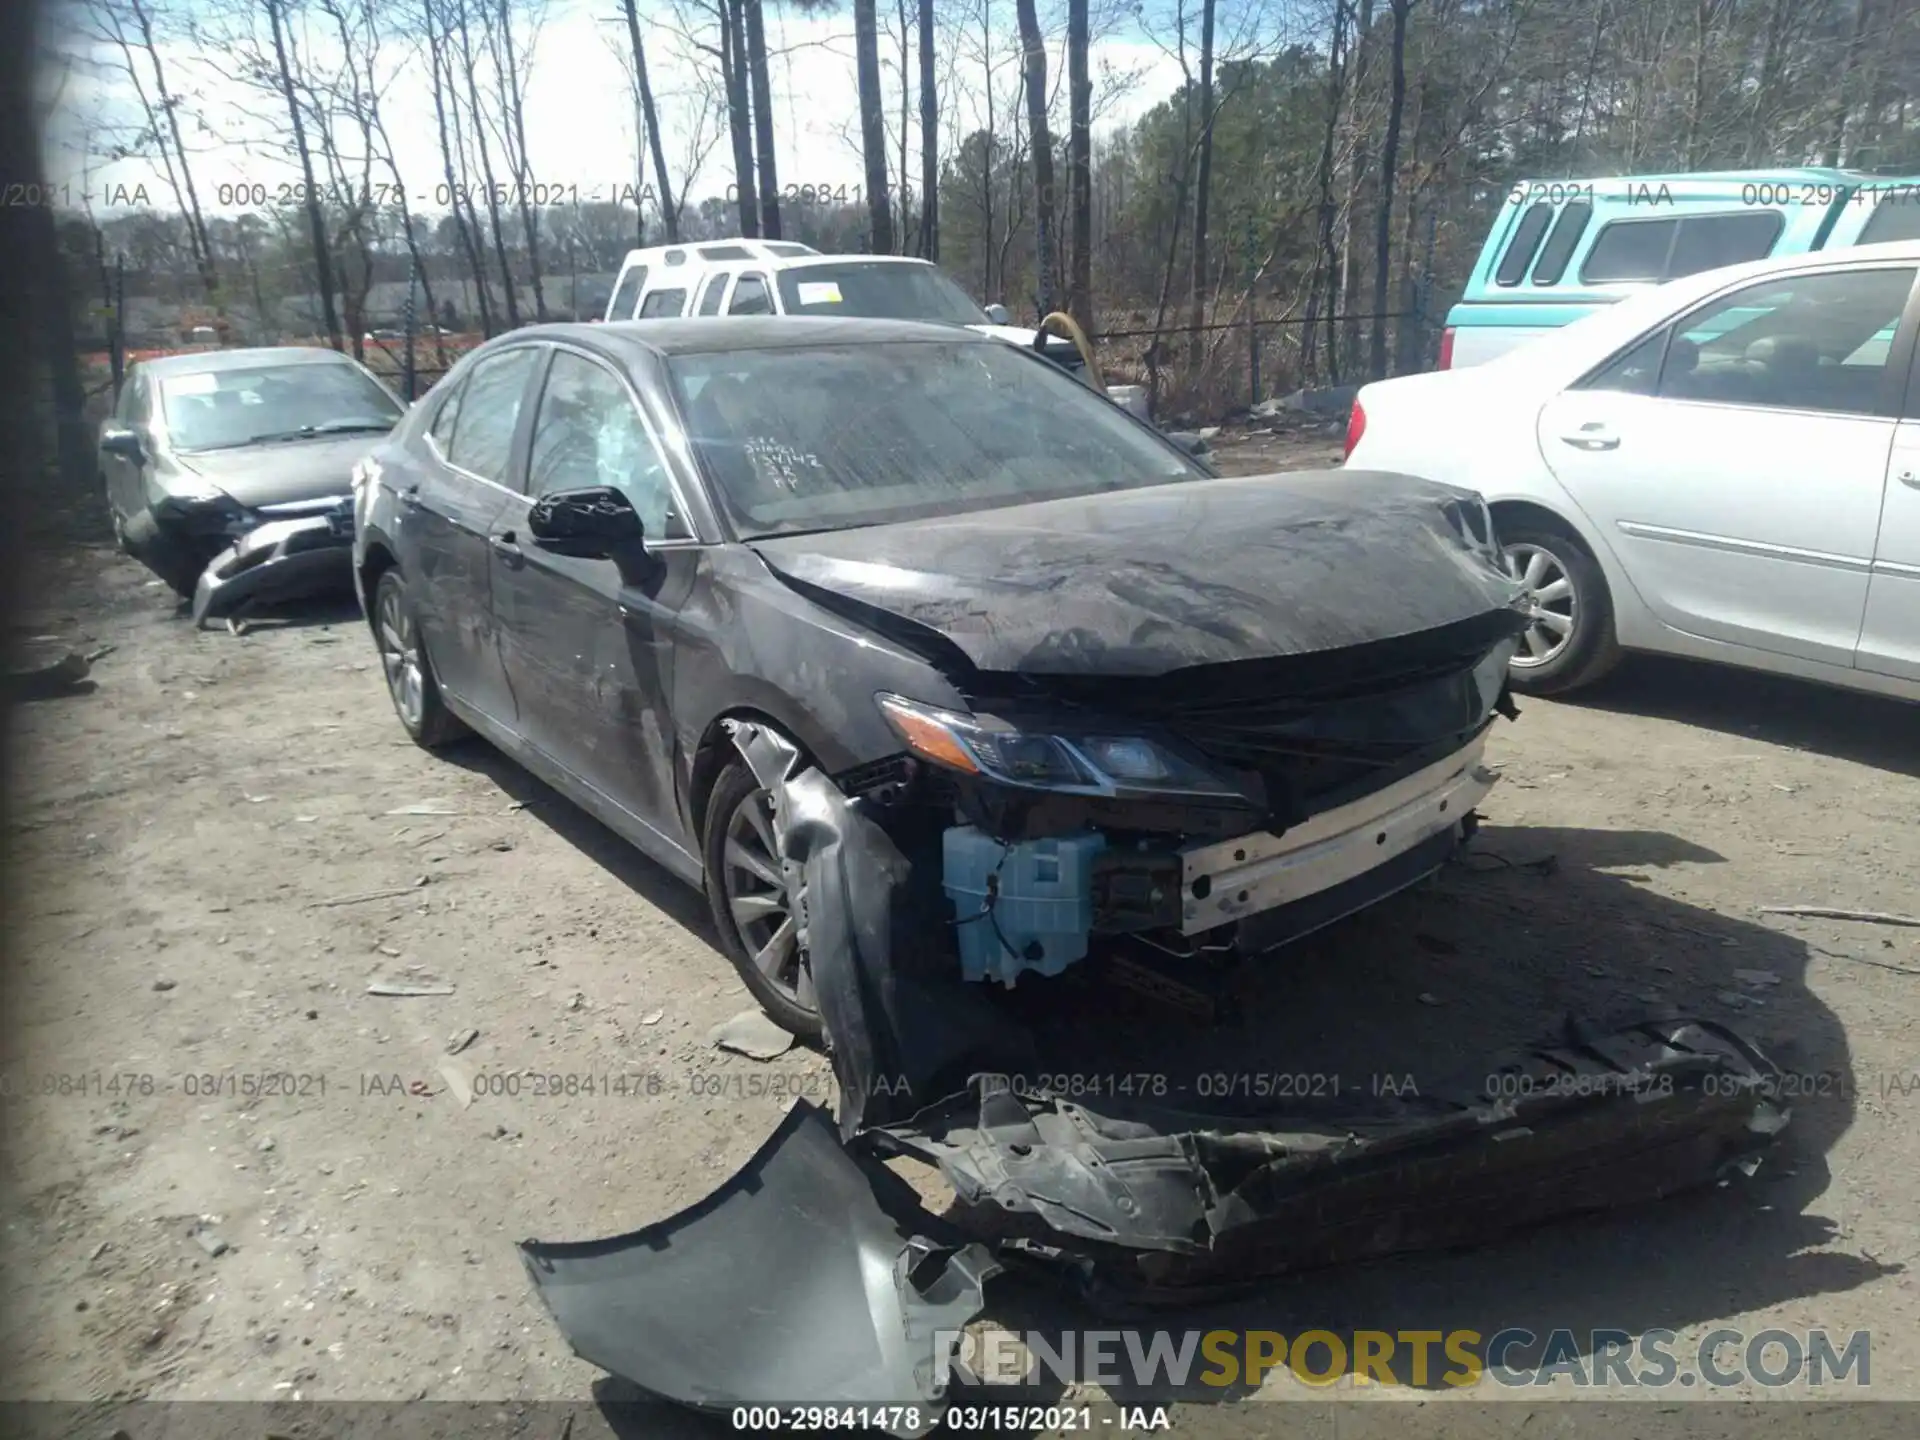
[191,512,353,627]
[876,1017,1789,1303]
[725,718,1031,1136]
[518,1101,1001,1435]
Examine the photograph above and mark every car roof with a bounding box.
[140,346,362,377]
[513,315,991,359]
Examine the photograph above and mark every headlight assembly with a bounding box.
[876,693,1246,800]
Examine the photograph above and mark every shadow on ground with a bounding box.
[1568,653,1920,779]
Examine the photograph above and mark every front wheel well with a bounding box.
[1487,500,1595,558]
[359,541,398,622]
[685,710,819,851]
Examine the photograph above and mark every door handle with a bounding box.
[489,531,523,560]
[1899,469,1919,490]
[1561,423,1620,451]
[398,484,423,509]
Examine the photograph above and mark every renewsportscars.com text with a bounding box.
[937,1327,1872,1392]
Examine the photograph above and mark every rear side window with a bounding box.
[1494,203,1554,286]
[639,288,688,318]
[1581,218,1678,282]
[696,274,729,315]
[1530,201,1593,285]
[1582,212,1783,284]
[1667,213,1783,278]
[699,244,753,260]
[446,347,540,481]
[608,265,648,320]
[729,274,773,315]
[1859,198,1920,245]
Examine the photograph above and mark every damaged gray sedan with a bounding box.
[347,317,1789,1428]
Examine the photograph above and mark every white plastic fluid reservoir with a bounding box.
[943,826,1107,986]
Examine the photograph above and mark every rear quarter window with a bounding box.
[1530,201,1593,285]
[639,288,689,318]
[1494,203,1555,286]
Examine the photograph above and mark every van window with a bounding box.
[1530,201,1593,285]
[1582,213,1782,284]
[699,244,754,260]
[1859,198,1920,245]
[729,274,773,315]
[608,265,648,320]
[1494,203,1554,286]
[1667,212,1783,278]
[764,243,814,257]
[639,288,689,318]
[696,274,729,315]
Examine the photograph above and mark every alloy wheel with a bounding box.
[1504,543,1576,668]
[376,583,426,729]
[720,786,814,1012]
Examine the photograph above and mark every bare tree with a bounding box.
[1368,0,1413,380]
[264,0,342,348]
[743,0,781,238]
[1183,0,1215,373]
[493,0,550,320]
[1012,0,1053,314]
[1066,0,1090,329]
[856,0,893,251]
[918,0,938,258]
[452,0,520,327]
[620,0,679,240]
[426,0,493,330]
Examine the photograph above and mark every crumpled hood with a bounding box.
[750,469,1525,677]
[173,433,388,509]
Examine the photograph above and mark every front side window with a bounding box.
[667,340,1206,538]
[158,361,403,453]
[445,348,540,481]
[639,287,688,318]
[1656,266,1917,415]
[527,351,681,537]
[428,372,466,453]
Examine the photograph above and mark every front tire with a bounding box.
[703,755,821,1042]
[372,568,466,749]
[1498,522,1621,696]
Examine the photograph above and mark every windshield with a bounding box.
[159,362,403,452]
[774,263,988,325]
[667,340,1205,538]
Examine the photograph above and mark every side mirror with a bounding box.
[983,303,1009,325]
[101,425,144,462]
[527,486,645,560]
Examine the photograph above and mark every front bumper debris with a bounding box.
[191,509,355,627]
[522,721,1792,1418]
[520,1101,999,1436]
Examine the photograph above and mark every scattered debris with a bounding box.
[445,1027,479,1055]
[1459,849,1560,876]
[385,803,462,817]
[191,1228,229,1258]
[259,1137,276,1153]
[367,982,456,998]
[640,1010,665,1026]
[1761,904,1920,928]
[1417,992,1444,1006]
[308,877,431,909]
[89,1241,110,1261]
[1714,991,1761,1009]
[435,1060,474,1108]
[152,978,176,992]
[83,643,117,663]
[708,1008,795,1061]
[566,993,586,1012]
[7,648,91,700]
[1733,968,1782,988]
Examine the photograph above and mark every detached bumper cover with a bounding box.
[519,1101,999,1435]
[191,510,354,626]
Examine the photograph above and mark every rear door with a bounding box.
[1536,261,1919,668]
[1856,279,1920,681]
[411,345,543,726]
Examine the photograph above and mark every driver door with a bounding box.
[490,346,702,855]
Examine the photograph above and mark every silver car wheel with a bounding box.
[1504,542,1576,668]
[721,787,814,1012]
[376,583,426,729]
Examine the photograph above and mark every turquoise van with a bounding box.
[1440,168,1920,368]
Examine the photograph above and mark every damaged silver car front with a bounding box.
[190,498,357,628]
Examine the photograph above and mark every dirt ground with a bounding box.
[3,427,1919,1434]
